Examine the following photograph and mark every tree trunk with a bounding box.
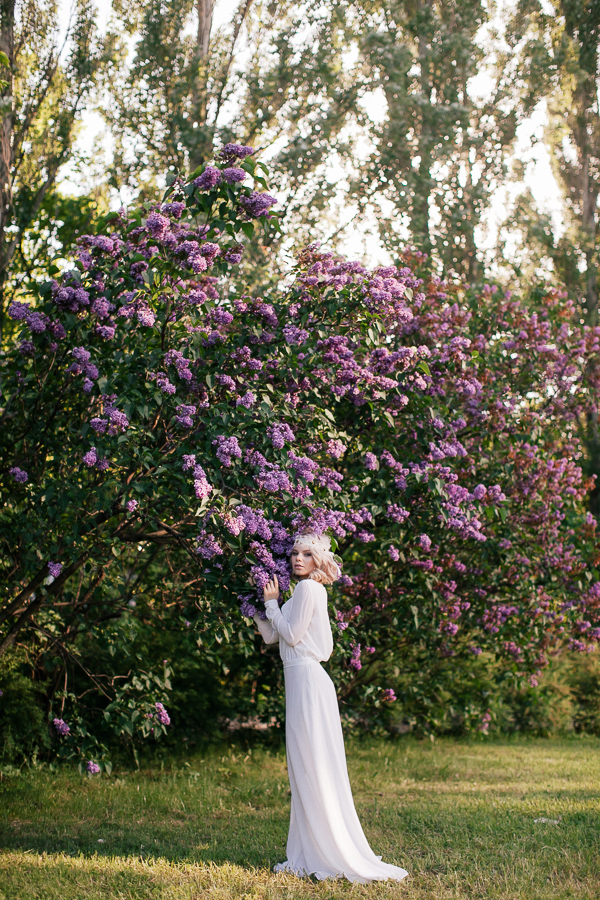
[0,0,15,342]
[188,0,215,172]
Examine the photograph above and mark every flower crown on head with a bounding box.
[292,530,343,575]
[293,530,331,551]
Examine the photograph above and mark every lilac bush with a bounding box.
[0,146,599,742]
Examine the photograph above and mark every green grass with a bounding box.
[1,736,599,899]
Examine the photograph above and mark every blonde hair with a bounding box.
[292,531,341,586]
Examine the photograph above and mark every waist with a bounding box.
[283,657,321,669]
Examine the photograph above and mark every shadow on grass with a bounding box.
[2,805,290,870]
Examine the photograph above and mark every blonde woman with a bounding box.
[254,530,408,884]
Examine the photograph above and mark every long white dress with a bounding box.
[254,578,408,883]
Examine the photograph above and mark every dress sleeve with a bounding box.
[254,614,279,645]
[264,580,315,647]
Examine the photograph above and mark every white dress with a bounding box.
[254,578,408,883]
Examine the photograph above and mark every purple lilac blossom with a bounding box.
[196,532,223,558]
[9,467,28,483]
[388,546,400,562]
[48,561,62,578]
[239,191,278,218]
[194,166,222,189]
[219,143,255,159]
[126,499,138,512]
[417,534,432,552]
[283,324,309,345]
[222,167,247,183]
[381,689,397,701]
[174,404,196,427]
[213,435,242,467]
[83,448,98,467]
[236,390,255,408]
[364,452,378,470]
[87,761,101,774]
[53,718,70,736]
[155,702,171,725]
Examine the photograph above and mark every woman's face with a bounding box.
[291,546,317,579]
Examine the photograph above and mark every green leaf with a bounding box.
[0,52,10,68]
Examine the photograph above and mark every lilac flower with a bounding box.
[182,454,197,471]
[86,761,101,775]
[7,300,30,320]
[161,201,185,218]
[349,643,362,670]
[96,324,116,340]
[364,452,378,470]
[388,545,400,562]
[26,312,48,333]
[469,646,483,655]
[236,390,255,409]
[90,417,108,434]
[381,689,397,702]
[219,143,255,160]
[92,298,115,318]
[212,308,234,325]
[53,718,70,736]
[149,372,177,395]
[222,167,247,183]
[126,499,138,512]
[471,484,487,501]
[196,532,223,559]
[137,307,156,327]
[83,448,98,467]
[287,451,318,481]
[266,422,295,449]
[174,404,196,427]
[386,503,410,524]
[222,513,246,535]
[240,597,257,618]
[48,561,62,578]
[224,247,244,265]
[194,166,223,190]
[9,467,28,483]
[193,465,213,499]
[72,347,91,364]
[417,534,432,552]
[146,211,170,238]
[216,374,236,390]
[97,458,110,472]
[283,324,309,345]
[239,191,278,219]
[327,440,346,459]
[213,435,242,467]
[155,702,171,725]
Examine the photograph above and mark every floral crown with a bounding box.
[292,531,343,574]
[292,531,331,551]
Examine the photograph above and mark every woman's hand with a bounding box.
[263,575,279,603]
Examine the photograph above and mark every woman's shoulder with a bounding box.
[293,578,327,597]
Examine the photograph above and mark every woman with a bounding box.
[254,530,409,884]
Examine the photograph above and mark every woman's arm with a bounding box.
[254,613,279,645]
[264,580,315,646]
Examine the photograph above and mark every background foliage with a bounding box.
[1,0,600,765]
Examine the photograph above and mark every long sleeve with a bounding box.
[265,580,315,647]
[254,614,279,645]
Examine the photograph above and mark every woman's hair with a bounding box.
[292,531,341,586]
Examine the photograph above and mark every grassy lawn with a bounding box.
[1,736,599,899]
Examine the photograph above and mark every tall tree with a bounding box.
[0,0,107,340]
[499,0,600,511]
[104,0,515,279]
